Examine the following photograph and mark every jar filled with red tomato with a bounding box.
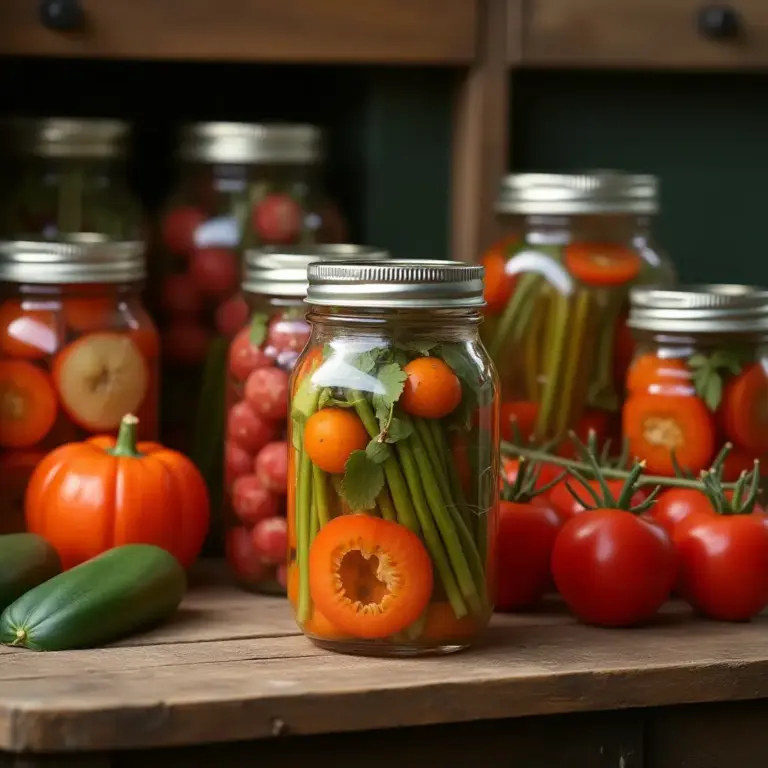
[225,244,388,594]
[288,260,499,655]
[0,235,159,534]
[481,171,675,455]
[1,117,139,240]
[155,122,346,457]
[624,285,768,481]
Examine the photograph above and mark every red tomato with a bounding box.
[226,526,270,581]
[496,499,562,611]
[231,474,279,526]
[215,295,249,338]
[228,327,275,382]
[255,441,289,494]
[162,206,204,256]
[189,248,239,299]
[252,516,288,565]
[252,194,301,244]
[549,478,647,521]
[245,367,290,420]
[501,457,562,496]
[551,509,677,627]
[674,512,768,621]
[161,273,203,318]
[649,488,713,537]
[227,401,277,455]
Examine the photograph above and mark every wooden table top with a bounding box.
[2,561,768,755]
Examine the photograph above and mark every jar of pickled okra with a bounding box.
[288,260,499,656]
[1,118,139,241]
[0,236,159,534]
[480,171,675,456]
[156,122,346,453]
[625,285,768,481]
[224,244,389,594]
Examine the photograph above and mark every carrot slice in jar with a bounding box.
[0,360,58,448]
[721,363,768,452]
[309,515,433,640]
[565,243,643,287]
[623,393,715,476]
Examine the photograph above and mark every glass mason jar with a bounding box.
[625,285,768,481]
[0,118,139,240]
[155,122,347,454]
[224,244,389,594]
[0,235,159,535]
[288,261,499,656]
[480,171,675,455]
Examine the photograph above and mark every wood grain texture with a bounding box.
[0,0,477,64]
[521,0,768,69]
[450,0,510,263]
[3,573,768,753]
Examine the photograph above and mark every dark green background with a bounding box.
[3,59,765,284]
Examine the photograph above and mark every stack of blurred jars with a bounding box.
[480,171,676,454]
[0,118,157,534]
[151,122,348,515]
[223,244,389,593]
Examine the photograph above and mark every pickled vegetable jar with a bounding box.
[481,172,674,453]
[0,236,158,534]
[156,122,346,455]
[289,261,499,656]
[625,285,768,480]
[224,244,389,594]
[1,118,139,240]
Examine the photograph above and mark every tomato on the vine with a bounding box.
[648,487,713,537]
[501,457,561,496]
[497,498,562,611]
[552,508,677,627]
[674,511,768,621]
[549,478,646,521]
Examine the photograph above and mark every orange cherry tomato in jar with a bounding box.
[481,237,518,314]
[308,515,433,640]
[304,408,369,475]
[401,357,462,420]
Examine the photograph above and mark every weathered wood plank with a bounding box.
[0,0,477,64]
[521,0,768,70]
[3,613,768,753]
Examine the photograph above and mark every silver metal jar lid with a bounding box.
[628,284,768,334]
[496,171,659,216]
[179,122,323,164]
[0,236,145,285]
[306,260,485,309]
[243,245,389,297]
[6,118,130,159]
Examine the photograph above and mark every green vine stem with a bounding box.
[702,462,761,515]
[501,456,565,503]
[502,432,745,492]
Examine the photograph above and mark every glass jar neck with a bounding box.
[14,281,143,300]
[632,327,768,349]
[307,305,482,332]
[511,213,652,247]
[245,291,305,312]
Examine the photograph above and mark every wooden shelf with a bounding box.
[0,0,477,64]
[3,562,768,758]
[516,0,768,70]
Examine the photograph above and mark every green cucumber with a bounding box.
[0,534,62,612]
[0,544,186,651]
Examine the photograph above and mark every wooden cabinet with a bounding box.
[0,0,477,64]
[519,0,768,69]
